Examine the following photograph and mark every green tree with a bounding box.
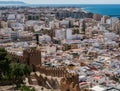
[0,48,7,60]
[9,63,32,87]
[72,29,79,34]
[0,21,2,28]
[0,48,32,89]
[0,48,11,79]
[20,85,35,91]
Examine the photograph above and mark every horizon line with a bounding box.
[0,1,120,4]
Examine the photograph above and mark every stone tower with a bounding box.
[23,49,41,67]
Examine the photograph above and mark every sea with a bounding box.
[0,4,120,18]
[25,4,120,18]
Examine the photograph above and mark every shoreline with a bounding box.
[0,4,120,18]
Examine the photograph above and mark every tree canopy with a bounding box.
[0,48,32,87]
[0,48,11,78]
[20,85,35,91]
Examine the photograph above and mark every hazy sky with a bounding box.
[1,0,120,4]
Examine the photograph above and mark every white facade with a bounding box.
[39,35,51,43]
[11,22,24,30]
[106,17,119,27]
[55,29,65,40]
[66,29,72,40]
[101,16,105,24]
[46,45,56,54]
[49,21,54,29]
[8,14,16,20]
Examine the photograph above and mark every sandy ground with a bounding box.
[24,77,60,91]
[0,85,20,91]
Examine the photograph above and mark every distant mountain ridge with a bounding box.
[0,1,26,5]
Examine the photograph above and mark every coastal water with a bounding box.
[29,4,120,18]
[80,4,120,18]
[0,4,120,18]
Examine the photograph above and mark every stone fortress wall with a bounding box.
[8,49,90,91]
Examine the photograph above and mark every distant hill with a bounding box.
[0,1,26,5]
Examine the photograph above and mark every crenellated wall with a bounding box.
[60,74,80,91]
[28,71,83,91]
[8,52,26,63]
[36,66,69,77]
[8,49,90,91]
[8,49,41,66]
[60,74,90,91]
